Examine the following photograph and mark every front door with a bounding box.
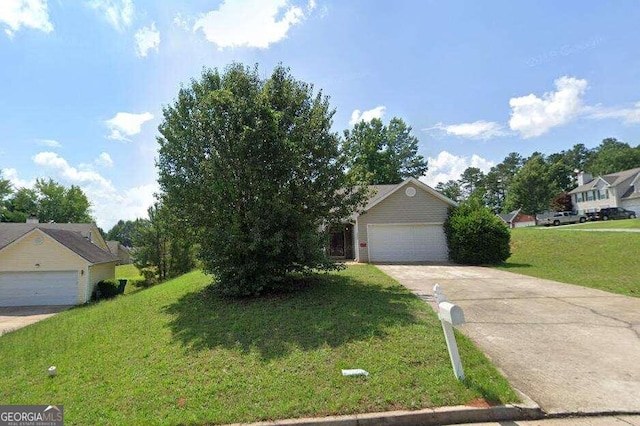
[329,230,345,257]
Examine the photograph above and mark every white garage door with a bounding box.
[621,200,640,214]
[0,271,78,307]
[368,224,448,262]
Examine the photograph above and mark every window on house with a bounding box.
[586,191,595,201]
[598,189,608,200]
[577,192,584,202]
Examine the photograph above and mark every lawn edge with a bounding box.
[226,399,544,426]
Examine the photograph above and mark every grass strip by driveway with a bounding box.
[0,265,516,425]
[498,227,640,297]
[567,217,640,229]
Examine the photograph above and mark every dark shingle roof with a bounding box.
[496,209,518,224]
[364,185,398,210]
[40,229,117,264]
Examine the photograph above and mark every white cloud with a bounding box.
[95,152,113,168]
[134,22,160,57]
[1,167,33,189]
[420,151,494,188]
[26,151,157,229]
[0,0,53,37]
[36,138,61,148]
[349,106,386,126]
[105,111,154,141]
[509,76,588,138]
[193,0,311,49]
[92,183,158,230]
[428,120,506,140]
[586,102,640,124]
[33,152,115,191]
[87,0,134,31]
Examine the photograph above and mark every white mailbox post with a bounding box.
[434,284,465,381]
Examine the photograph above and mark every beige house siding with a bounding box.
[356,184,450,262]
[88,226,109,251]
[0,230,87,303]
[87,262,117,301]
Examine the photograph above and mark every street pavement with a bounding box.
[460,414,640,425]
[376,264,640,415]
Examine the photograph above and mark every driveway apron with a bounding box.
[0,306,70,336]
[376,265,640,415]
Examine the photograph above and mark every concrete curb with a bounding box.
[227,401,544,426]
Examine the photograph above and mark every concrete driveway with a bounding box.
[0,306,71,336]
[376,264,640,415]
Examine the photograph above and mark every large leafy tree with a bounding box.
[132,202,197,282]
[157,63,365,296]
[2,179,93,223]
[458,167,485,200]
[343,117,428,184]
[3,188,38,223]
[585,138,640,176]
[547,143,594,190]
[0,173,12,221]
[35,179,93,223]
[435,180,462,202]
[504,154,557,215]
[484,152,523,212]
[106,219,139,247]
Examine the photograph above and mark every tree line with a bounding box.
[435,138,640,215]
[0,178,93,223]
[6,61,639,294]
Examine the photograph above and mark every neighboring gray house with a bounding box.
[569,168,640,214]
[107,241,132,265]
[328,177,457,263]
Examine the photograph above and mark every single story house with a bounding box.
[0,221,118,307]
[569,168,640,214]
[328,177,457,263]
[107,240,132,265]
[496,209,537,228]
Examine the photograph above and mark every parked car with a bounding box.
[541,211,587,226]
[596,207,637,221]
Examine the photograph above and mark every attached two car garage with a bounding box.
[367,224,448,262]
[352,178,456,263]
[0,224,118,307]
[0,271,79,307]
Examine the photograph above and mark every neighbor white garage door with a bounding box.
[0,271,78,307]
[368,224,448,262]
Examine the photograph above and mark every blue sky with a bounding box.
[2,0,640,230]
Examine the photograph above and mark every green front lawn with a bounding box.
[115,263,142,280]
[115,264,144,294]
[0,265,516,425]
[569,217,640,229]
[498,227,640,297]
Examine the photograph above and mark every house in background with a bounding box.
[496,209,537,228]
[569,167,640,214]
[107,241,132,265]
[328,177,457,263]
[0,221,117,307]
